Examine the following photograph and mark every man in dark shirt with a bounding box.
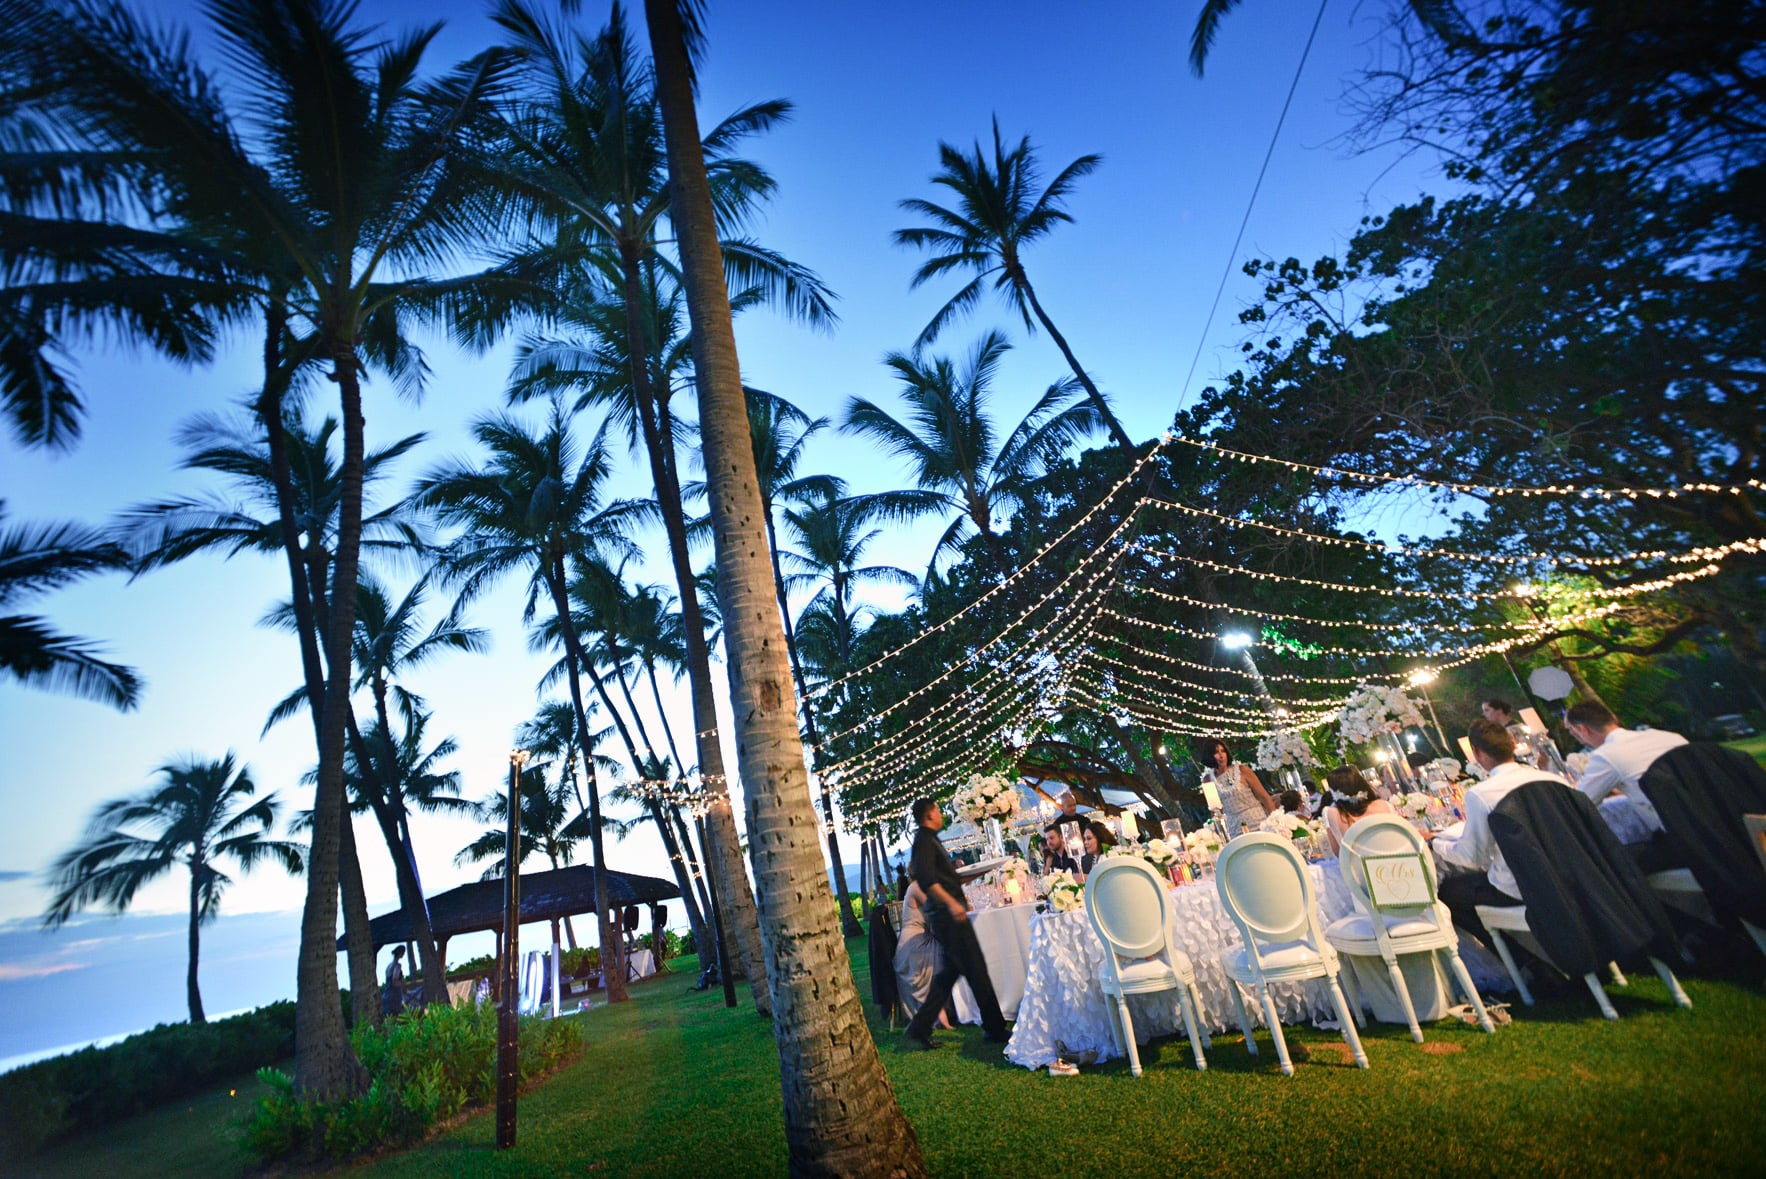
[903,797,1009,1049]
[1042,823,1080,874]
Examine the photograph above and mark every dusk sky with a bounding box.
[0,0,1456,1042]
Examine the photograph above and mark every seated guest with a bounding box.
[1042,823,1080,874]
[1564,701,1688,872]
[1055,790,1089,825]
[1319,766,1394,855]
[1434,719,1573,949]
[1277,789,1305,815]
[1079,820,1116,876]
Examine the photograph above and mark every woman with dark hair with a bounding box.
[1199,738,1275,836]
[1078,819,1116,876]
[1320,765,1395,855]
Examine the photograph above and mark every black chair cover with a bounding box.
[1641,742,1766,927]
[867,908,900,1017]
[1490,781,1678,977]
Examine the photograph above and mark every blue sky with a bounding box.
[0,0,1455,1045]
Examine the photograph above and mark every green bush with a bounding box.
[448,954,494,978]
[244,999,582,1164]
[638,929,684,960]
[0,999,315,1163]
[561,946,600,975]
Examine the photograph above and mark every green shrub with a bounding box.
[243,999,583,1164]
[638,929,685,960]
[448,954,494,978]
[0,998,318,1163]
[561,946,600,975]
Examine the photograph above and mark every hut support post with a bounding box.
[496,751,527,1150]
[549,918,561,1019]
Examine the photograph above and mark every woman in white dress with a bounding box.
[1199,738,1275,837]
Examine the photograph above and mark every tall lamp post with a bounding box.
[1407,669,1451,755]
[496,748,530,1150]
[1221,630,1273,711]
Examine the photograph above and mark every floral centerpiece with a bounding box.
[1337,683,1425,749]
[1043,870,1083,913]
[1260,809,1324,842]
[1183,827,1224,862]
[998,855,1032,902]
[1254,729,1319,773]
[1391,792,1434,819]
[1140,837,1181,872]
[952,773,1021,825]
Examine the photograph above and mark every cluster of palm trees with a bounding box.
[4,0,1150,1171]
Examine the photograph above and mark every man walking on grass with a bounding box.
[902,797,1009,1050]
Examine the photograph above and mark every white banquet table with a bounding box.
[956,902,1036,1022]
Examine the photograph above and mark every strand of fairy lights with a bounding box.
[1068,670,1344,730]
[1073,649,1352,715]
[1087,628,1391,685]
[1134,545,1735,603]
[1067,659,1345,723]
[1168,432,1765,501]
[1143,497,1766,567]
[1073,642,1356,707]
[1060,681,1317,740]
[812,508,1144,747]
[841,703,1060,825]
[1123,582,1520,633]
[806,440,1169,701]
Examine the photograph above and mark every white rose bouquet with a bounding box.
[1391,792,1434,819]
[1183,828,1223,861]
[1255,729,1319,772]
[1337,683,1426,750]
[998,855,1032,900]
[952,773,1022,825]
[1141,837,1180,872]
[1260,810,1323,841]
[1044,870,1084,913]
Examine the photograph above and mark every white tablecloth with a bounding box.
[627,948,655,979]
[955,903,1036,1022]
[1003,863,1503,1070]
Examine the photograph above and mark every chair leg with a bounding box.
[1487,928,1534,1006]
[1651,958,1692,1009]
[1229,981,1259,1056]
[1338,962,1368,1029]
[1742,920,1766,961]
[1609,961,1629,988]
[1442,949,1496,1034]
[1106,995,1125,1057]
[1257,985,1293,1076]
[1584,973,1620,1020]
[1176,986,1208,1071]
[1327,972,1370,1069]
[1119,996,1143,1078]
[1190,983,1213,1050]
[1386,954,1424,1044]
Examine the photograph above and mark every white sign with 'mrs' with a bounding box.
[1363,853,1434,910]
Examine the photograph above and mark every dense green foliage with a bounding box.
[243,999,581,1164]
[0,1000,299,1162]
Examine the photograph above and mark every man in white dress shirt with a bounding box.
[1564,700,1689,872]
[1435,719,1574,953]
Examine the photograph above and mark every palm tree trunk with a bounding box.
[187,861,206,1025]
[546,564,628,1004]
[647,799,708,951]
[1011,264,1134,451]
[337,789,380,1029]
[367,683,447,1005]
[765,513,862,938]
[617,248,769,1010]
[644,3,926,1170]
[644,659,687,774]
[293,347,369,1097]
[672,803,716,941]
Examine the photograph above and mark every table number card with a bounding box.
[1362,853,1435,910]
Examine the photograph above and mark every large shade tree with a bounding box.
[44,754,302,1024]
[642,0,926,1172]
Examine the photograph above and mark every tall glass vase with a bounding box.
[985,818,1005,859]
[1377,730,1416,790]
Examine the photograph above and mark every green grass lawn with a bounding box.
[21,946,1766,1177]
[1725,732,1766,768]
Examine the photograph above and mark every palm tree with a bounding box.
[22,0,515,1096]
[642,1,926,1171]
[895,117,1132,450]
[1187,0,1473,75]
[486,2,837,1007]
[44,754,302,1024]
[416,403,647,1003]
[781,488,919,673]
[843,329,1104,574]
[0,501,140,709]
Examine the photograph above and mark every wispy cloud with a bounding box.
[0,962,87,982]
[0,871,30,883]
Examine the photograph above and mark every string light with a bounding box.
[1123,582,1518,632]
[1168,432,1765,501]
[1143,497,1765,567]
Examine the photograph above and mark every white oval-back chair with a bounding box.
[1215,833,1368,1076]
[1329,814,1496,1040]
[1083,856,1210,1075]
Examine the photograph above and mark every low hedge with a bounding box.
[245,999,583,1163]
[0,999,306,1162]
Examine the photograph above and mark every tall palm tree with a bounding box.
[642,1,925,1171]
[44,754,302,1024]
[0,501,140,709]
[456,760,601,879]
[416,403,647,1003]
[22,0,515,1096]
[843,329,1103,574]
[895,117,1132,450]
[781,488,919,673]
[487,2,837,1007]
[1187,0,1473,75]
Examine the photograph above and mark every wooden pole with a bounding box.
[496,750,529,1150]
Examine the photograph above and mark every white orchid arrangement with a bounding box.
[1183,828,1224,859]
[952,773,1022,825]
[1043,870,1084,913]
[1254,729,1319,772]
[1336,683,1426,754]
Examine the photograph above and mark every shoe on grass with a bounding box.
[901,1032,939,1052]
